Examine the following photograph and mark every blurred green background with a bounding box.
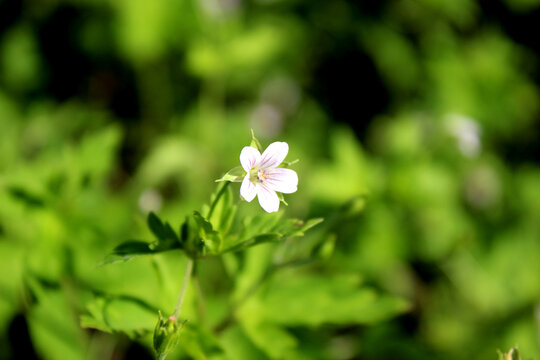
[2,0,540,359]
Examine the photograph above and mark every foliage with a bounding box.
[1,0,540,359]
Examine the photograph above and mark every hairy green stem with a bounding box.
[173,258,194,319]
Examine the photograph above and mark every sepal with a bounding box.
[278,159,299,168]
[277,192,288,206]
[215,166,246,183]
[250,129,263,152]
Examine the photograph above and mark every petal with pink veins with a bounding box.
[258,142,289,169]
[264,168,298,194]
[256,185,280,213]
[240,146,261,172]
[240,175,257,202]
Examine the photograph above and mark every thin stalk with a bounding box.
[207,182,230,220]
[173,258,194,319]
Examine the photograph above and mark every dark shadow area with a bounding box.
[7,315,40,360]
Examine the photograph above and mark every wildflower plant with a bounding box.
[92,132,323,359]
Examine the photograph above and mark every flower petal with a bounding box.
[240,146,261,172]
[259,142,289,169]
[256,185,280,213]
[240,175,257,202]
[264,168,298,194]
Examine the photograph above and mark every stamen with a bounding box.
[257,169,268,183]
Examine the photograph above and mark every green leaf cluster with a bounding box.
[103,181,323,262]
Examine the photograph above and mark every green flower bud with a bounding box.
[153,311,185,360]
[250,129,263,152]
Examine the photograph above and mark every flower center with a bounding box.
[250,168,268,184]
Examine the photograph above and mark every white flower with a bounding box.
[239,142,298,213]
[445,114,482,158]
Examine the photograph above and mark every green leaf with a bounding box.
[207,184,237,236]
[77,125,122,180]
[99,238,183,266]
[243,273,410,327]
[237,212,283,243]
[193,211,222,255]
[179,211,224,258]
[278,217,324,238]
[26,278,87,360]
[221,212,282,253]
[219,325,267,360]
[81,296,157,338]
[154,224,180,251]
[8,186,45,207]
[148,212,179,244]
[177,322,223,360]
[241,320,298,360]
[114,241,153,255]
[222,215,323,254]
[215,166,246,182]
[223,233,281,253]
[314,234,336,260]
[180,215,203,258]
[0,242,24,332]
[99,241,154,266]
[80,298,112,333]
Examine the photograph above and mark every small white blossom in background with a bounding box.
[249,77,301,138]
[138,188,163,213]
[444,114,482,158]
[249,104,283,138]
[199,0,240,19]
[239,142,298,213]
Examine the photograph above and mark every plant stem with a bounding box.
[207,181,230,219]
[173,258,194,319]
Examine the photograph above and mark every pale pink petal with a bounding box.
[258,142,289,169]
[240,175,257,202]
[240,146,261,172]
[264,168,298,194]
[256,185,280,213]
